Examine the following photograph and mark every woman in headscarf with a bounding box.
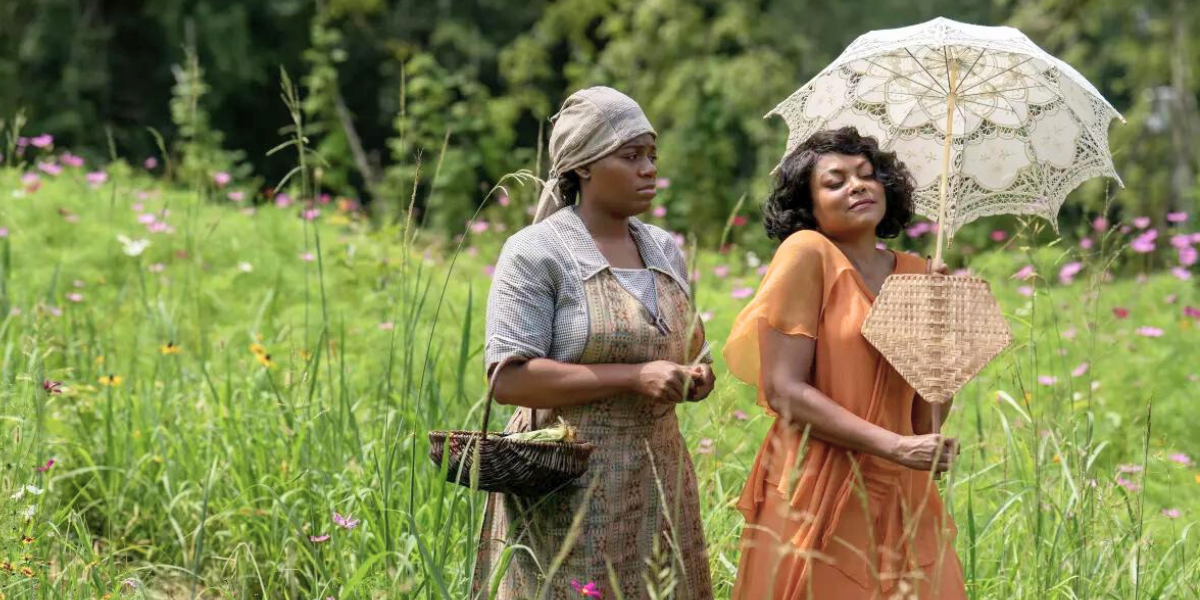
[725,127,966,599]
[474,86,715,600]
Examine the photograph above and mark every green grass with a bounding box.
[0,165,1197,599]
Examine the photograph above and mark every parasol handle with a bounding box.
[934,60,959,267]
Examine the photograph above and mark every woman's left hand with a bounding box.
[687,364,716,401]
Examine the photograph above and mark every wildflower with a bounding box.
[1017,286,1034,297]
[159,342,182,355]
[697,438,715,455]
[497,193,510,206]
[67,293,83,303]
[36,459,54,472]
[332,512,360,530]
[990,230,1007,242]
[731,287,754,299]
[37,162,62,176]
[249,343,267,356]
[1112,307,1130,319]
[469,221,489,234]
[300,252,315,262]
[212,172,231,187]
[1071,363,1089,377]
[1058,262,1083,285]
[713,265,730,279]
[99,374,123,387]
[1136,327,1163,337]
[656,178,670,189]
[733,409,748,421]
[1117,464,1143,474]
[731,215,748,227]
[1080,237,1094,250]
[60,153,83,167]
[1166,212,1188,223]
[1168,453,1191,466]
[86,171,108,186]
[1132,216,1151,229]
[228,191,244,202]
[652,206,667,218]
[30,134,53,148]
[309,534,330,543]
[1130,231,1157,253]
[116,234,150,257]
[1162,508,1181,519]
[256,353,274,368]
[570,580,602,598]
[20,566,34,577]
[1170,267,1191,281]
[42,380,63,394]
[1012,265,1036,280]
[1116,477,1140,492]
[21,536,33,545]
[1037,375,1057,386]
[301,208,320,221]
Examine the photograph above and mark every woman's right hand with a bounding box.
[633,360,692,403]
[888,433,959,473]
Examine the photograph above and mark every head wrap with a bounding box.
[532,86,656,223]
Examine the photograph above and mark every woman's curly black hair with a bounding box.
[763,127,915,241]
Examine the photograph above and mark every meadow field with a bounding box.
[0,158,1198,599]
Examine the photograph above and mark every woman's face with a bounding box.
[577,133,658,217]
[808,152,887,239]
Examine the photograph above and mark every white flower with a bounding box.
[22,505,35,519]
[238,261,253,273]
[745,251,761,269]
[11,487,24,500]
[117,234,151,257]
[25,484,44,495]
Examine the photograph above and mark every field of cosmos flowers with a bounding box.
[0,135,1198,598]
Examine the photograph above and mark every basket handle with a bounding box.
[480,356,539,437]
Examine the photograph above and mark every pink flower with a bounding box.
[1093,216,1109,232]
[228,191,244,202]
[1179,246,1198,266]
[906,222,933,238]
[1038,375,1057,386]
[1168,453,1192,466]
[1017,286,1034,297]
[483,265,496,277]
[36,458,56,472]
[300,252,315,262]
[1136,326,1163,337]
[731,215,748,227]
[1192,233,1200,244]
[86,171,108,186]
[212,172,231,187]
[469,221,489,234]
[1058,262,1083,285]
[318,193,331,205]
[1162,508,1181,519]
[1112,307,1130,319]
[37,162,62,176]
[699,311,713,322]
[713,265,730,279]
[655,178,671,189]
[1132,216,1151,229]
[41,380,63,394]
[0,227,8,238]
[756,265,768,276]
[652,206,667,218]
[148,262,166,273]
[1170,234,1192,249]
[302,209,320,221]
[67,293,83,303]
[1013,265,1037,280]
[570,580,602,598]
[990,230,1007,242]
[275,193,293,208]
[138,213,157,225]
[1062,326,1077,340]
[378,322,395,331]
[22,172,41,191]
[1071,363,1089,377]
[1184,306,1200,319]
[143,157,158,170]
[60,152,84,168]
[332,512,360,530]
[497,194,510,207]
[696,438,715,455]
[1130,232,1157,253]
[733,409,748,421]
[309,534,330,543]
[30,134,53,148]
[1171,267,1192,280]
[1166,211,1188,223]
[731,287,754,299]
[1117,465,1143,475]
[147,221,171,233]
[1116,477,1140,492]
[1080,237,1094,250]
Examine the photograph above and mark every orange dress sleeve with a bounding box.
[722,230,828,393]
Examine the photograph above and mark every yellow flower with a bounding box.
[20,566,34,577]
[159,341,182,355]
[298,349,312,361]
[21,536,33,545]
[1052,455,1061,464]
[98,374,123,387]
[256,353,274,368]
[95,355,105,365]
[1,559,13,572]
[249,343,267,356]
[1195,473,1200,484]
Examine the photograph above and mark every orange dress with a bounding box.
[723,230,966,600]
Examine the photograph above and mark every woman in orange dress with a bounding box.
[724,127,967,599]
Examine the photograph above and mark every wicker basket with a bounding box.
[428,359,594,497]
[861,273,1012,405]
